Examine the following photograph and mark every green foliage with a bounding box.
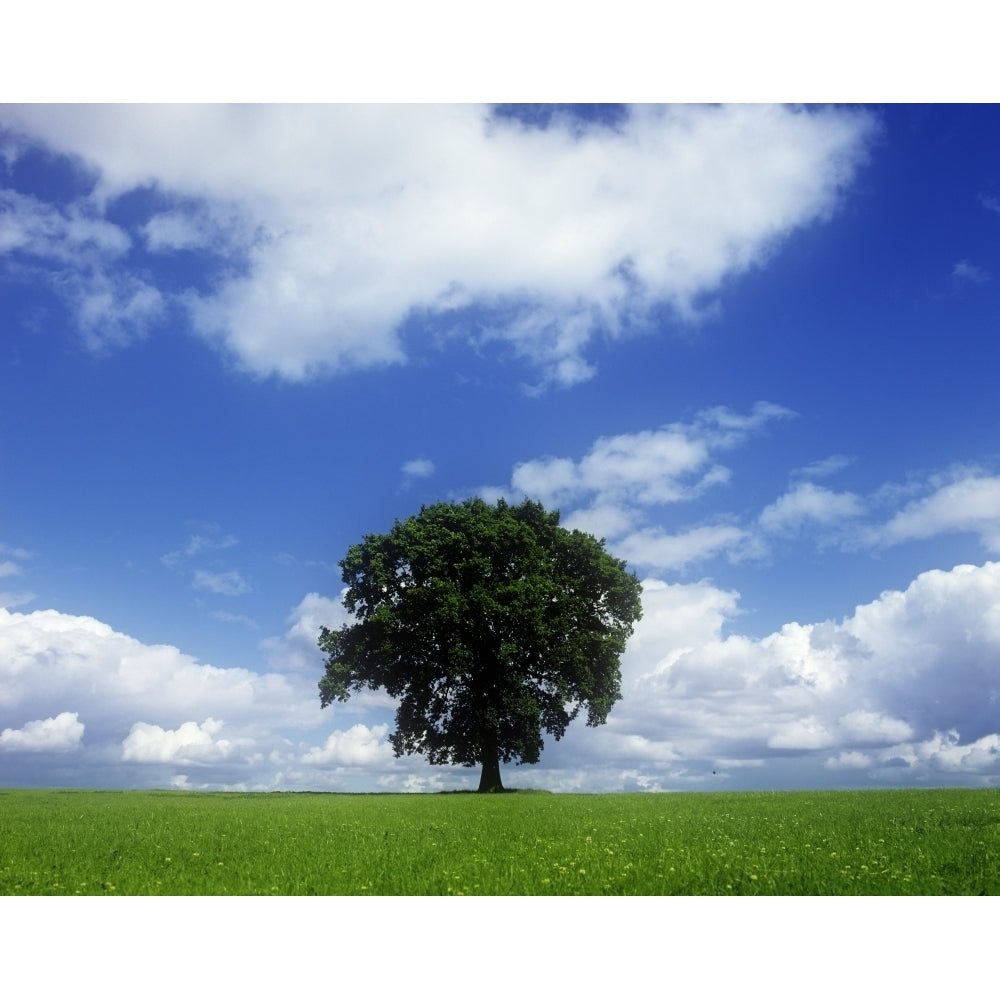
[318,498,643,788]
[2,788,998,895]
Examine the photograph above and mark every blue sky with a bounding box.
[2,103,1000,793]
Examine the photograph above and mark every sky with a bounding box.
[2,102,1000,794]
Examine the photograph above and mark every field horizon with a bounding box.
[3,785,997,895]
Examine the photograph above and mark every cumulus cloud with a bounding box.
[302,723,393,766]
[2,555,999,789]
[738,466,1000,560]
[619,577,741,685]
[261,592,350,674]
[0,603,405,788]
[825,750,874,770]
[403,458,435,479]
[0,606,319,743]
[837,708,914,745]
[0,711,84,752]
[121,718,237,764]
[515,427,718,508]
[467,419,1000,785]
[614,524,758,571]
[828,731,1000,779]
[401,458,436,488]
[515,399,1000,579]
[487,402,793,571]
[591,562,1000,786]
[1,104,875,386]
[909,731,1000,774]
[261,593,398,721]
[759,482,865,535]
[508,416,1000,573]
[511,402,792,510]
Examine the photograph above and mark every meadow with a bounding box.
[1,787,997,895]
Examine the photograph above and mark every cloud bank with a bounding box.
[1,104,875,387]
[6,391,999,791]
[3,557,999,791]
[533,562,1000,790]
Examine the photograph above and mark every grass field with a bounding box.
[1,787,997,895]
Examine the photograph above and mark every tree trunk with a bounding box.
[477,733,505,792]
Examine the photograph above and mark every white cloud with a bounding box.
[620,577,741,685]
[911,731,1000,773]
[161,527,239,568]
[2,554,1000,789]
[825,750,873,770]
[141,206,244,254]
[952,259,989,283]
[0,546,32,607]
[302,723,393,766]
[475,425,1000,785]
[0,590,36,609]
[615,523,756,571]
[0,711,84,752]
[193,569,251,595]
[260,593,398,719]
[490,402,792,571]
[0,606,319,740]
[561,503,637,541]
[590,561,1000,785]
[759,482,864,535]
[1,104,875,385]
[793,454,854,481]
[878,474,1000,552]
[837,709,914,745]
[510,402,793,512]
[430,441,1000,590]
[143,211,205,251]
[120,718,247,764]
[401,457,435,482]
[76,275,164,349]
[0,186,162,348]
[768,717,836,750]
[560,427,719,505]
[0,187,129,259]
[261,591,350,674]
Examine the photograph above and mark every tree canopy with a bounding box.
[318,497,643,791]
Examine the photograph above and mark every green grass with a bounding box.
[1,787,997,895]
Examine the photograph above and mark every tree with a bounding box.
[318,497,643,792]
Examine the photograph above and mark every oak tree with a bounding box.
[318,497,642,791]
